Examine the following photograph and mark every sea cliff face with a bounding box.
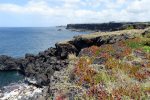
[67,22,150,31]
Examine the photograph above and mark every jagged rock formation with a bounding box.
[67,22,150,31]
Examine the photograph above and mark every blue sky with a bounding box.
[0,0,149,27]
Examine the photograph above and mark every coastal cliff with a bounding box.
[67,22,150,31]
[0,27,150,99]
[0,28,147,85]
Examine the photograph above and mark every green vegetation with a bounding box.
[126,25,134,30]
[69,36,150,99]
[53,30,150,99]
[124,37,150,53]
[126,41,142,49]
[143,46,150,53]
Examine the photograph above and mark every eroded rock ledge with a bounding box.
[0,28,148,88]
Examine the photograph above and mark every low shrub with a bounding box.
[73,57,97,86]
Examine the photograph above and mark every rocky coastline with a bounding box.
[67,22,150,31]
[0,26,149,99]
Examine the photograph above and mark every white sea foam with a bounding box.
[0,83,47,100]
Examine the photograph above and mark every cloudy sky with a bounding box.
[0,0,149,27]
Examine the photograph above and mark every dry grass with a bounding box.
[79,28,145,39]
[68,53,78,61]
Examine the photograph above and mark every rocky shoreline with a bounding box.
[0,27,149,99]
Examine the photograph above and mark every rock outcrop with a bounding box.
[19,48,69,86]
[0,55,20,71]
[67,22,150,31]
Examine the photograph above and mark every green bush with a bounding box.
[127,42,143,49]
[143,46,150,53]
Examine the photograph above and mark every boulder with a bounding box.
[55,43,78,59]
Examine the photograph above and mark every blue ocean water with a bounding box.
[0,27,90,87]
[0,27,90,57]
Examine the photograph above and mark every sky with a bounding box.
[0,0,149,27]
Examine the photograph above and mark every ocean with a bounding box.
[0,27,90,87]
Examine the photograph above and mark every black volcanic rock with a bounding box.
[55,43,78,59]
[69,36,94,50]
[22,47,70,86]
[0,55,20,70]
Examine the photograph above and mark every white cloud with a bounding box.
[127,0,150,13]
[0,0,149,26]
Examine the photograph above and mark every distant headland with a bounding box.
[67,22,150,31]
